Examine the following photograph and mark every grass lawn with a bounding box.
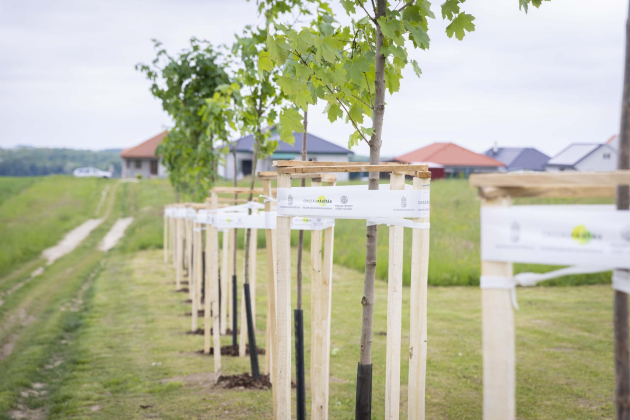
[0,176,112,278]
[26,247,614,419]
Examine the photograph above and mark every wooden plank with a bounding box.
[217,197,250,203]
[176,218,183,290]
[385,172,405,420]
[250,228,258,331]
[478,185,616,199]
[187,218,194,300]
[212,187,268,194]
[227,228,235,334]
[258,171,337,180]
[220,229,229,335]
[309,180,325,419]
[191,223,201,332]
[408,177,431,420]
[275,173,292,420]
[273,160,408,167]
[470,170,630,188]
[322,179,336,420]
[263,178,278,419]
[481,197,515,420]
[277,164,429,175]
[164,213,168,263]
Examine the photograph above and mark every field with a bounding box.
[0,176,618,419]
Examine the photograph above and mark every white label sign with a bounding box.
[214,213,268,229]
[277,187,429,220]
[291,216,335,231]
[481,205,630,268]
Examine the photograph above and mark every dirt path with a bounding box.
[99,217,134,252]
[41,218,103,265]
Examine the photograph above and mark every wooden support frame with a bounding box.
[470,171,627,420]
[204,193,222,379]
[239,228,258,357]
[270,162,431,420]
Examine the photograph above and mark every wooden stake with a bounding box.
[481,197,515,420]
[240,227,259,357]
[310,180,325,419]
[176,218,183,290]
[227,228,235,334]
[384,172,405,420]
[408,177,431,420]
[164,212,168,263]
[191,222,200,332]
[240,233,248,357]
[263,179,278,419]
[220,229,229,335]
[171,215,177,268]
[188,217,194,301]
[276,173,292,420]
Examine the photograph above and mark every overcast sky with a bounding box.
[0,0,626,157]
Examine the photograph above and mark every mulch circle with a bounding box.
[186,328,204,335]
[183,328,239,336]
[181,281,189,285]
[184,310,205,317]
[197,345,265,357]
[175,288,190,293]
[216,373,271,390]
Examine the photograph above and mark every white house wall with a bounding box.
[121,158,167,179]
[575,145,617,172]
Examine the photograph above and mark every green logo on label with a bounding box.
[303,217,310,222]
[572,225,592,244]
[318,195,327,207]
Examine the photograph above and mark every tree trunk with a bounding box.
[296,109,308,420]
[356,2,386,419]
[615,4,630,419]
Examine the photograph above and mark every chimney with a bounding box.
[492,141,498,154]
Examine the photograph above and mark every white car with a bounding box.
[73,167,112,178]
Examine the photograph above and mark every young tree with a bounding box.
[267,0,549,417]
[136,38,231,201]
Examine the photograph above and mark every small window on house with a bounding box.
[135,160,142,169]
[309,157,317,162]
[126,160,131,168]
[150,160,158,175]
[604,153,611,160]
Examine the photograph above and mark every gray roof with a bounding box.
[234,129,352,155]
[546,143,604,167]
[484,147,550,171]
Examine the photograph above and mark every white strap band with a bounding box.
[367,218,430,230]
[613,269,630,294]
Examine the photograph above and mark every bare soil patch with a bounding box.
[197,345,265,357]
[216,373,271,390]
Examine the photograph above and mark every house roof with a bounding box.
[607,134,619,150]
[395,142,505,167]
[120,131,167,159]
[484,147,550,171]
[235,130,352,155]
[546,143,604,166]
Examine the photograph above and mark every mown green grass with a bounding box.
[0,176,111,278]
[44,248,615,419]
[0,177,39,206]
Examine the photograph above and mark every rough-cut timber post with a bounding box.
[220,229,229,335]
[207,193,221,378]
[310,179,325,419]
[191,220,200,332]
[482,196,515,420]
[408,176,431,420]
[164,209,168,263]
[384,172,405,420]
[276,173,292,420]
[171,214,176,268]
[176,217,183,290]
[228,228,236,338]
[263,178,278,419]
[616,3,630,419]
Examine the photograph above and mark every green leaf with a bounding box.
[258,51,273,77]
[445,12,475,40]
[340,0,356,14]
[267,33,291,65]
[381,44,407,62]
[348,130,362,148]
[441,0,461,20]
[296,29,314,55]
[411,59,422,77]
[295,63,312,80]
[279,108,304,144]
[377,16,404,40]
[277,76,301,95]
[325,102,344,123]
[384,69,401,93]
[405,22,430,50]
[348,104,365,125]
[314,35,343,63]
[343,53,373,85]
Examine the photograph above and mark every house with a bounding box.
[120,131,168,179]
[606,134,620,151]
[545,143,617,172]
[223,129,354,181]
[484,146,550,172]
[394,142,505,178]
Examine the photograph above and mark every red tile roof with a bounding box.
[120,131,168,159]
[395,142,505,167]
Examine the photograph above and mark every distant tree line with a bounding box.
[0,147,122,177]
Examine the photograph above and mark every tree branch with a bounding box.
[352,93,373,110]
[364,72,374,107]
[358,0,376,22]
[397,0,415,12]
